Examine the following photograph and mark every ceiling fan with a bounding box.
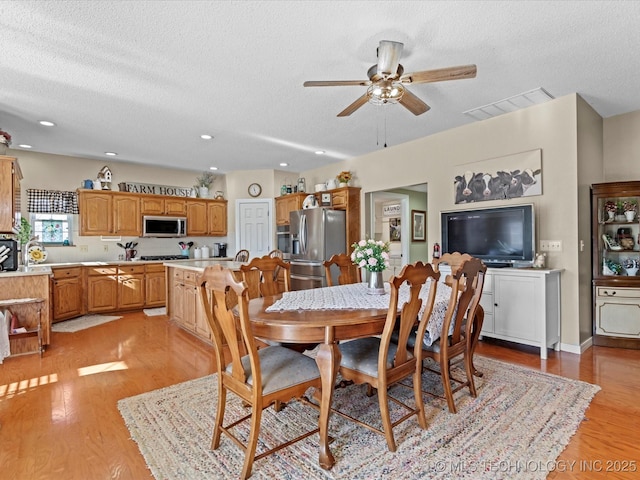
[303,40,477,117]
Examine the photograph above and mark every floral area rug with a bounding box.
[118,356,600,479]
[51,314,122,333]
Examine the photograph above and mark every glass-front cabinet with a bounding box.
[591,181,640,348]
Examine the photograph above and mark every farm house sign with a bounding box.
[118,182,192,197]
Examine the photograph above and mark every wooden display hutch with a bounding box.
[2,297,44,357]
[591,181,640,349]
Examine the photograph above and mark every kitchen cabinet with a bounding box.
[113,194,141,235]
[79,190,226,237]
[275,193,306,225]
[438,265,561,359]
[141,196,187,216]
[207,200,227,236]
[0,155,22,233]
[167,266,212,342]
[144,263,166,307]
[186,199,207,236]
[591,181,640,348]
[52,267,85,322]
[79,190,113,235]
[117,264,145,310]
[86,266,118,313]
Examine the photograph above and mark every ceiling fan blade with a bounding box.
[399,89,430,116]
[304,80,370,87]
[337,94,369,117]
[400,64,477,84]
[377,40,404,78]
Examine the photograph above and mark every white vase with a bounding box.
[367,271,385,295]
[339,182,348,188]
[626,267,638,276]
[0,143,7,155]
[625,211,635,222]
[607,211,615,221]
[199,186,209,198]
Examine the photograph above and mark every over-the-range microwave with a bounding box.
[142,216,187,237]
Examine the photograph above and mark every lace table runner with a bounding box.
[266,281,452,346]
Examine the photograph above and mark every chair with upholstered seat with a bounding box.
[197,265,321,480]
[334,261,440,452]
[418,257,486,413]
[323,253,362,286]
[240,254,290,298]
[234,249,250,262]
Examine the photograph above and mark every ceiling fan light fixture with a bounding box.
[367,82,405,106]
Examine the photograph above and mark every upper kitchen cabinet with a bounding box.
[186,199,207,236]
[140,196,187,216]
[0,155,22,233]
[207,200,227,236]
[79,190,141,236]
[79,190,113,235]
[275,193,307,225]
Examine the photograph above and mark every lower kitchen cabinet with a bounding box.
[118,265,145,310]
[86,266,119,313]
[52,267,85,322]
[167,266,211,342]
[145,263,166,307]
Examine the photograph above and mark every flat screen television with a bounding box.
[441,204,535,267]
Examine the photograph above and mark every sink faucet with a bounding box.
[23,236,40,266]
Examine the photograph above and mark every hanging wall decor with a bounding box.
[453,149,542,204]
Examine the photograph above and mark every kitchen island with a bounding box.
[0,265,52,356]
[165,260,246,343]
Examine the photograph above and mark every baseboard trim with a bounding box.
[560,337,593,355]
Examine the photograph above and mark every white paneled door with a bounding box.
[236,200,272,259]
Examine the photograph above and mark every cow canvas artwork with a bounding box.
[453,149,542,204]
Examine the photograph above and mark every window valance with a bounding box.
[27,189,79,214]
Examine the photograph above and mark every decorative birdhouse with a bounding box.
[98,166,112,190]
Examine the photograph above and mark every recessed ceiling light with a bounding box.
[200,134,213,140]
[209,166,218,170]
[19,144,32,149]
[39,120,55,127]
[105,152,118,156]
[315,150,325,155]
[280,162,288,167]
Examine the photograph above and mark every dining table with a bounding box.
[246,280,452,470]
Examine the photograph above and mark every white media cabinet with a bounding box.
[438,266,562,359]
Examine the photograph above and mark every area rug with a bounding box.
[143,307,166,316]
[51,314,123,333]
[118,356,600,479]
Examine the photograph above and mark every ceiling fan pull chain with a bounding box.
[384,107,388,148]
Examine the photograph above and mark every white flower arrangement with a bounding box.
[350,239,390,272]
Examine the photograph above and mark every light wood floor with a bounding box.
[1,311,638,479]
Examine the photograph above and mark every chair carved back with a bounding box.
[234,249,250,262]
[323,253,362,286]
[433,252,472,286]
[240,254,291,298]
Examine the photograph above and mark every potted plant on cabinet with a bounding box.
[195,172,216,198]
[623,200,637,222]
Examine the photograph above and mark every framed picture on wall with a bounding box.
[389,218,401,242]
[412,210,426,242]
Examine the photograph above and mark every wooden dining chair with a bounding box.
[433,252,472,286]
[234,249,250,262]
[197,265,321,480]
[334,261,440,452]
[418,257,486,413]
[240,254,291,298]
[268,249,284,283]
[323,253,361,286]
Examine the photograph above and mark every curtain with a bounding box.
[27,189,79,214]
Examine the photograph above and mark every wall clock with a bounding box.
[248,183,262,197]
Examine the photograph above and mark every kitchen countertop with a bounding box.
[163,259,246,272]
[0,257,235,277]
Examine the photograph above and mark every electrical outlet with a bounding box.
[103,244,109,252]
[539,240,550,251]
[548,240,562,252]
[79,245,88,253]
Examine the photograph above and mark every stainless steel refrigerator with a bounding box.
[289,208,346,290]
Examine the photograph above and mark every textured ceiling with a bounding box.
[1,1,639,174]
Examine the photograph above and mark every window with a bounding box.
[30,213,73,245]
